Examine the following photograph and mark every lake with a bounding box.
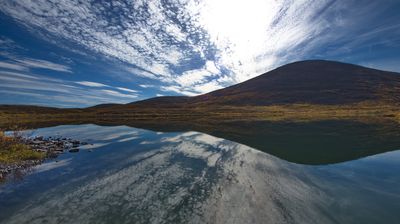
[0,122,400,224]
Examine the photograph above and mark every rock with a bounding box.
[71,140,80,147]
[69,148,79,153]
[54,148,64,152]
[32,140,44,144]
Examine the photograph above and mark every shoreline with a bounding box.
[0,134,86,181]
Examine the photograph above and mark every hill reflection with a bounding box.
[8,119,400,165]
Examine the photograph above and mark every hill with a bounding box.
[130,60,400,107]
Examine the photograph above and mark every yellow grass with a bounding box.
[0,102,399,128]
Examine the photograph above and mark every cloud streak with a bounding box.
[0,57,72,73]
[76,81,109,88]
[0,70,138,107]
[14,58,72,73]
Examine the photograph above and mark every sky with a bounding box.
[0,0,399,107]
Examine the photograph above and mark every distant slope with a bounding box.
[128,96,190,107]
[125,60,400,107]
[0,105,73,113]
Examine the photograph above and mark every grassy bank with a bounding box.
[0,102,399,129]
[0,131,45,164]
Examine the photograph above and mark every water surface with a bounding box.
[0,124,399,224]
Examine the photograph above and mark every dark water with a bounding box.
[0,123,400,224]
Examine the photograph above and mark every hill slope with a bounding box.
[130,60,400,107]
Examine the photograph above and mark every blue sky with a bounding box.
[0,0,399,107]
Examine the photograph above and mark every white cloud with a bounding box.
[0,70,40,80]
[0,52,72,74]
[14,58,72,73]
[160,85,183,93]
[0,89,44,98]
[205,60,219,74]
[76,81,109,87]
[0,61,28,71]
[116,87,138,93]
[101,89,138,99]
[139,84,155,88]
[124,67,157,79]
[192,80,224,94]
[176,68,213,87]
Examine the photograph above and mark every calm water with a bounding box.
[0,124,400,224]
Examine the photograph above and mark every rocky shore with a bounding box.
[0,135,87,180]
[25,136,87,155]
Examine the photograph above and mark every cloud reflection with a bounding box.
[2,127,336,224]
